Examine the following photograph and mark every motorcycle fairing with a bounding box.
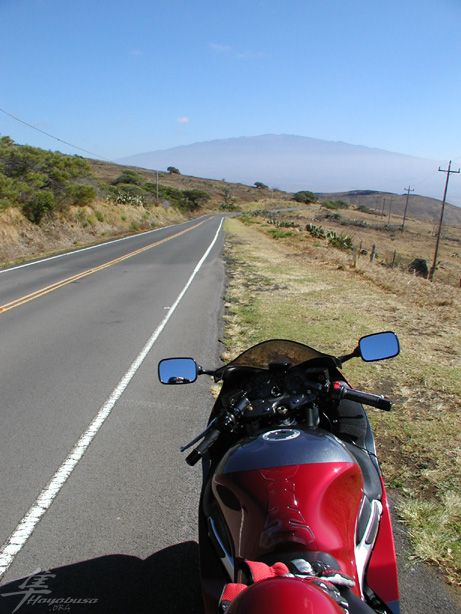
[365,481,400,613]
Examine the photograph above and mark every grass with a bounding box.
[248,204,461,287]
[222,217,461,586]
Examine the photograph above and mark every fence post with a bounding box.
[370,244,376,263]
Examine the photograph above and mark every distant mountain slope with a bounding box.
[316,190,461,226]
[118,134,461,207]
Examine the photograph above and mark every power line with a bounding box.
[0,105,111,161]
[429,161,460,281]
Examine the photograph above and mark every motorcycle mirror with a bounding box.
[358,331,400,362]
[158,357,198,384]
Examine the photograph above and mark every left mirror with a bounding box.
[158,358,198,384]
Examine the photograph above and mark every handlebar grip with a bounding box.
[185,449,202,466]
[342,387,392,411]
[333,382,392,411]
[185,427,221,466]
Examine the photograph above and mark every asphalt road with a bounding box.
[0,215,459,613]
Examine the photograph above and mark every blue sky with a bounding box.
[1,0,461,165]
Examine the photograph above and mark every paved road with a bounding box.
[0,216,224,612]
[0,215,459,613]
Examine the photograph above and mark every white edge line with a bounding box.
[0,217,224,580]
[0,215,209,275]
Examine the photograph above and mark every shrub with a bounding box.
[167,166,180,174]
[254,181,268,189]
[220,202,239,211]
[111,171,143,186]
[357,204,377,215]
[182,189,210,210]
[321,200,349,210]
[293,190,316,203]
[68,184,96,206]
[22,190,55,224]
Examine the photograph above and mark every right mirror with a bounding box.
[359,331,400,362]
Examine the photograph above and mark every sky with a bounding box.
[1,0,461,171]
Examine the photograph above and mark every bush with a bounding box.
[220,202,239,211]
[293,190,316,203]
[68,184,96,206]
[167,166,180,175]
[182,189,210,210]
[111,171,143,186]
[321,200,349,210]
[22,190,55,224]
[0,137,94,213]
[254,181,268,189]
[357,204,377,215]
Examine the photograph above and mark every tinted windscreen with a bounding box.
[225,339,332,370]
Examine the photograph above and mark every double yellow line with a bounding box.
[0,220,206,315]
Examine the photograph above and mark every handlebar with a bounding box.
[185,427,221,466]
[332,382,392,411]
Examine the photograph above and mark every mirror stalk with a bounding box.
[338,347,360,365]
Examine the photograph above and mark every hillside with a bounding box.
[1,138,459,273]
[316,190,461,227]
[0,138,278,266]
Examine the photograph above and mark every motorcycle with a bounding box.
[158,331,401,614]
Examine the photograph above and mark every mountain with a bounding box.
[118,134,461,207]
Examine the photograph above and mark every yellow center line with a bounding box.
[0,219,207,315]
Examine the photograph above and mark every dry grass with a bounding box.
[0,200,186,267]
[223,217,461,585]
[255,204,461,287]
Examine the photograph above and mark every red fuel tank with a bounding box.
[212,428,363,587]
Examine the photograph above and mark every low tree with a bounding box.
[293,190,316,204]
[254,181,268,189]
[182,189,210,210]
[167,166,180,175]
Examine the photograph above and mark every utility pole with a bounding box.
[381,197,386,218]
[401,185,414,230]
[156,170,159,202]
[429,161,460,281]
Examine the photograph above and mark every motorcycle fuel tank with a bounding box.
[212,428,363,587]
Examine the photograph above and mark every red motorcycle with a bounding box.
[158,331,400,613]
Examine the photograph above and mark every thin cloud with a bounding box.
[129,48,143,56]
[177,116,190,124]
[209,42,266,60]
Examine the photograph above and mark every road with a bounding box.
[0,215,459,613]
[0,216,223,612]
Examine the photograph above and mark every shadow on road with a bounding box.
[0,541,204,614]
